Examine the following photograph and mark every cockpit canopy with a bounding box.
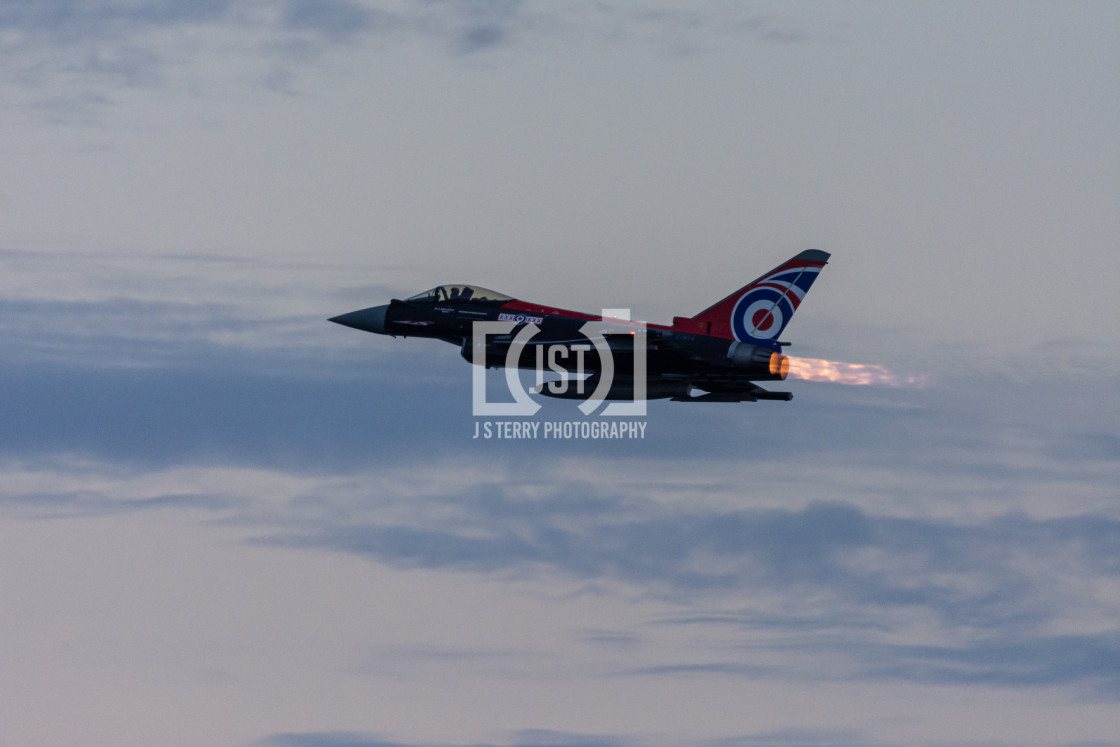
[405,285,513,303]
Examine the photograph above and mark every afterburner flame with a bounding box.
[786,356,928,388]
[769,352,790,379]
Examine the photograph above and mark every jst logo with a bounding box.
[471,309,647,417]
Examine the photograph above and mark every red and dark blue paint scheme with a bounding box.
[330,250,829,402]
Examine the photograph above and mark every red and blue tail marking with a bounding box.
[690,249,830,345]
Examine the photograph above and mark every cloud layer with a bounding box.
[2,3,1118,745]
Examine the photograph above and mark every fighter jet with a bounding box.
[330,250,829,402]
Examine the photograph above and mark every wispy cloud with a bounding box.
[851,633,1120,693]
[279,0,384,42]
[256,728,879,747]
[1,1,824,124]
[256,726,894,747]
[252,493,1120,624]
[6,413,1117,696]
[2,248,1118,716]
[0,0,236,37]
[1,0,367,122]
[258,733,422,747]
[257,731,632,747]
[0,488,240,520]
[220,460,1120,695]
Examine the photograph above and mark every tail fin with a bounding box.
[688,249,830,344]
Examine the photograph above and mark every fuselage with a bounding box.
[330,284,790,401]
[330,251,828,402]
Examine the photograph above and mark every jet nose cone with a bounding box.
[329,304,389,334]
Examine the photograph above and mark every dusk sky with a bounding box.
[2,2,1119,746]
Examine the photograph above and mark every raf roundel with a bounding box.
[731,290,787,341]
[725,260,826,343]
